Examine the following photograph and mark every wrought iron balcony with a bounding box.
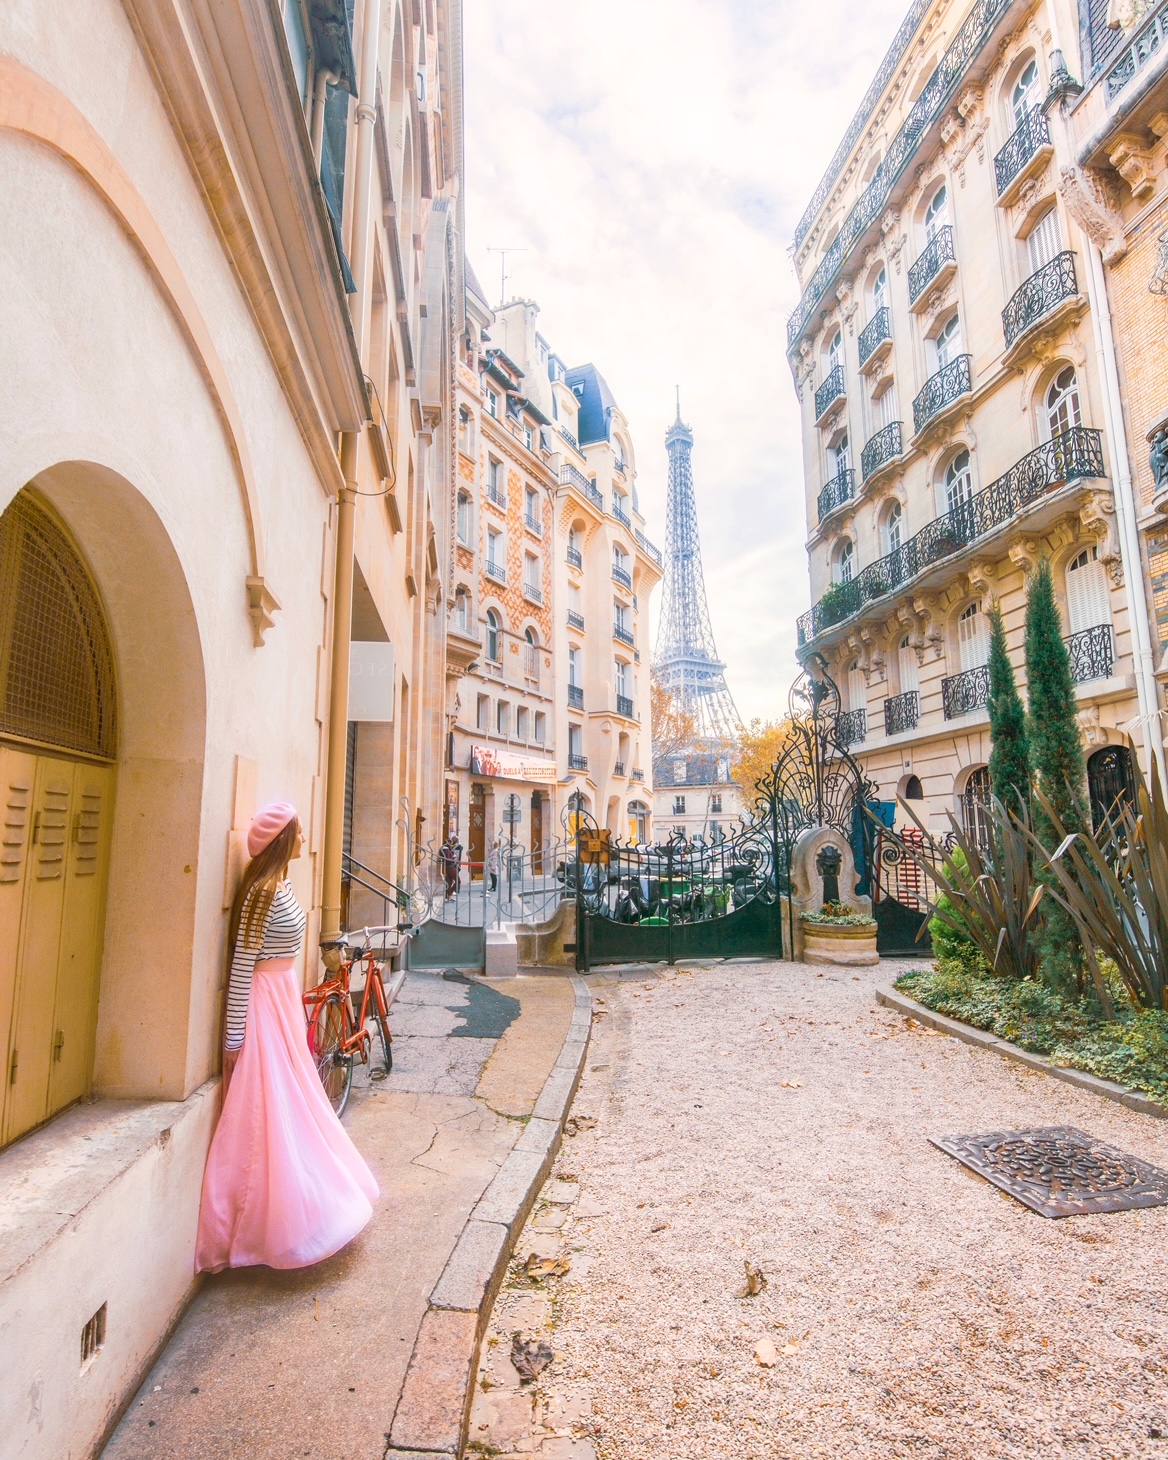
[559,426,580,451]
[568,684,583,709]
[485,559,506,584]
[616,694,634,717]
[567,609,584,630]
[884,690,919,735]
[1107,4,1168,99]
[525,513,543,537]
[994,106,1051,196]
[943,665,990,719]
[612,564,633,589]
[631,767,645,782]
[1002,252,1078,349]
[814,364,846,422]
[913,354,972,434]
[796,425,1105,645]
[613,761,626,777]
[613,623,635,646]
[566,546,583,569]
[817,469,856,523]
[861,422,903,481]
[523,581,543,604]
[908,226,956,304]
[561,462,604,510]
[635,530,663,566]
[612,504,632,530]
[568,753,588,771]
[487,482,507,508]
[858,307,892,366]
[1066,622,1115,684]
[838,708,866,745]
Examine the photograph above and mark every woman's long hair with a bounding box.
[228,818,300,960]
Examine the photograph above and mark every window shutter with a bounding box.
[1068,554,1111,632]
[899,642,920,695]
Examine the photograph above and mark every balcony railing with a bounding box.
[559,426,580,451]
[817,469,856,523]
[631,768,645,782]
[1105,2,1168,101]
[858,307,892,365]
[614,623,635,646]
[524,514,543,536]
[883,689,919,735]
[861,422,903,481]
[613,761,626,777]
[635,530,663,566]
[1066,622,1115,683]
[616,694,634,717]
[566,546,583,569]
[797,426,1105,644]
[814,364,846,421]
[523,581,543,604]
[612,564,633,589]
[567,609,584,630]
[486,560,506,584]
[994,106,1051,196]
[838,708,866,745]
[1002,252,1078,349]
[561,463,604,510]
[913,354,971,434]
[568,752,588,771]
[487,482,507,508]
[943,664,990,719]
[568,684,583,709]
[908,225,956,304]
[612,503,632,530]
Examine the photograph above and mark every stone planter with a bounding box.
[800,915,879,966]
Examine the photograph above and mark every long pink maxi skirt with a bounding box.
[195,958,378,1273]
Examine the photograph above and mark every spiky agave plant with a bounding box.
[870,796,1042,982]
[1030,771,1168,1015]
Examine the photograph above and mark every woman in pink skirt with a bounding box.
[196,802,378,1272]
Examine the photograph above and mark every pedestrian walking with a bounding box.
[487,836,501,892]
[195,802,378,1273]
[441,833,462,898]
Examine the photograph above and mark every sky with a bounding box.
[463,0,912,725]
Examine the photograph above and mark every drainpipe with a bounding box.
[320,433,359,942]
[349,0,383,354]
[310,67,339,170]
[1082,240,1166,788]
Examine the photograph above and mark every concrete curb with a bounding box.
[876,984,1168,1120]
[386,974,592,1457]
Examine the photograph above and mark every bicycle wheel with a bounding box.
[367,973,392,1079]
[312,993,354,1117]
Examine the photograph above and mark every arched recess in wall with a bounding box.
[0,54,277,644]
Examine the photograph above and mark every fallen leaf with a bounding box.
[524,1253,571,1279]
[564,1115,597,1136]
[737,1260,767,1298]
[651,1221,669,1233]
[780,1081,804,1089]
[754,1337,778,1367]
[510,1332,554,1384]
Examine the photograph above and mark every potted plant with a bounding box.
[800,900,878,966]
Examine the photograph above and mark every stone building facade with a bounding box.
[788,0,1159,839]
[0,1,460,1454]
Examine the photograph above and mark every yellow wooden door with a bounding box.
[0,747,36,1124]
[49,762,114,1112]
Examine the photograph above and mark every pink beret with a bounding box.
[248,802,298,858]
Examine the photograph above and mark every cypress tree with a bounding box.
[986,601,1029,817]
[1024,558,1088,993]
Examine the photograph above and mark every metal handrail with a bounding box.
[912,354,971,434]
[942,664,990,719]
[908,225,956,303]
[815,364,846,420]
[883,689,919,735]
[1002,252,1078,348]
[817,469,856,523]
[994,105,1050,195]
[858,306,892,364]
[861,422,903,480]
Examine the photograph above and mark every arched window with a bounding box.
[924,183,948,239]
[1011,59,1040,126]
[898,634,920,695]
[958,601,989,671]
[1066,546,1111,632]
[962,766,992,848]
[1027,207,1062,273]
[830,433,850,478]
[884,501,903,555]
[834,539,855,584]
[1087,745,1136,831]
[872,266,888,312]
[943,449,974,517]
[485,609,501,663]
[935,312,963,367]
[456,490,471,544]
[1046,365,1082,438]
[828,330,843,373]
[904,774,924,800]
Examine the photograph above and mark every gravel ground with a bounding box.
[503,959,1168,1460]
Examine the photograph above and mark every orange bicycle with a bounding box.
[304,927,404,1117]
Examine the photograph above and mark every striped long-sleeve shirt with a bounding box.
[225,881,306,1050]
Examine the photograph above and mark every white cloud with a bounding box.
[463,0,911,722]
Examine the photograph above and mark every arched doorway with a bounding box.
[0,491,117,1146]
[961,765,991,851]
[1087,745,1136,830]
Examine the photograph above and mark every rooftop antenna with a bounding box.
[486,246,528,308]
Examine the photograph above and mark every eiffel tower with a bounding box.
[653,396,743,744]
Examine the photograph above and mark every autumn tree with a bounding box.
[650,672,698,778]
[732,719,797,803]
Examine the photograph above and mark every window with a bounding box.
[497,700,510,737]
[1011,59,1040,126]
[943,449,974,516]
[524,424,534,452]
[674,761,687,784]
[834,539,854,584]
[476,694,490,730]
[525,486,539,526]
[568,527,581,557]
[848,660,866,713]
[568,645,580,687]
[457,491,471,544]
[454,587,470,632]
[935,313,962,368]
[878,384,898,428]
[516,706,529,739]
[924,183,948,239]
[524,625,539,678]
[958,601,989,671]
[884,501,903,555]
[486,609,501,663]
[898,634,920,695]
[615,660,630,696]
[962,765,992,847]
[828,330,843,373]
[614,599,629,632]
[1027,208,1062,273]
[1046,365,1082,438]
[487,388,499,419]
[1067,546,1111,632]
[830,433,850,478]
[488,458,504,504]
[524,552,540,595]
[674,796,687,815]
[568,723,583,757]
[872,266,888,312]
[613,544,629,572]
[534,710,546,744]
[458,408,472,455]
[710,795,723,814]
